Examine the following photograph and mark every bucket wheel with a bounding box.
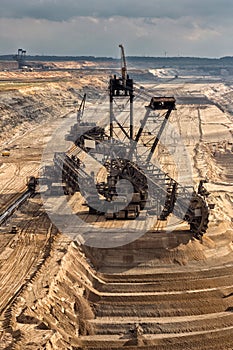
[188,194,209,239]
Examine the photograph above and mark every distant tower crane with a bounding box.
[14,49,27,69]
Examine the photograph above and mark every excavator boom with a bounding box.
[119,44,127,86]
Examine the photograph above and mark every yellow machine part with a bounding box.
[1,150,10,157]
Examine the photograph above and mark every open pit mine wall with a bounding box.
[8,236,233,350]
[0,75,107,148]
[0,84,77,146]
[8,241,100,349]
[0,61,18,70]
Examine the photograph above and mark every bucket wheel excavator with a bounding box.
[49,45,211,239]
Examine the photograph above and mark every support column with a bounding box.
[130,94,134,140]
[110,97,114,138]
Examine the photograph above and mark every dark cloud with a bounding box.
[0,0,232,57]
[0,0,233,21]
[0,15,226,57]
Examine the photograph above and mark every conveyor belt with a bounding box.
[0,189,33,225]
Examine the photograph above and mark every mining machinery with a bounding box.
[48,45,211,239]
[66,93,106,149]
[119,44,127,88]
[0,176,37,225]
[13,49,27,69]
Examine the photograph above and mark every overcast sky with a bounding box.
[0,0,232,57]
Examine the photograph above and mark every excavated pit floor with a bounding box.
[0,73,233,349]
